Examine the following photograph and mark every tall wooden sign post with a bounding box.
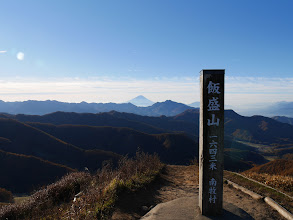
[199,69,225,216]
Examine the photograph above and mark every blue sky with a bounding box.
[0,0,292,112]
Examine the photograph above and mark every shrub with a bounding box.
[0,172,90,219]
[70,151,163,219]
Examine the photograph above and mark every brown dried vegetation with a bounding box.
[0,151,163,219]
[224,171,293,214]
[242,172,293,195]
[242,159,293,197]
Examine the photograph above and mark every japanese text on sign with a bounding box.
[207,80,221,204]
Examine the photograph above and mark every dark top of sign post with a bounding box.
[200,69,225,75]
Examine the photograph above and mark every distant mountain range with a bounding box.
[265,101,293,117]
[0,99,195,116]
[272,116,293,125]
[0,98,292,117]
[241,101,293,117]
[188,102,200,108]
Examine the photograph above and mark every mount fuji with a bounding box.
[127,95,154,107]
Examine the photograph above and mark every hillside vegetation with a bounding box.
[26,121,261,171]
[241,159,293,199]
[10,111,166,134]
[0,150,75,193]
[25,123,197,164]
[0,118,121,170]
[244,159,293,176]
[0,152,163,220]
[7,110,198,139]
[224,110,293,145]
[225,170,293,214]
[174,109,293,145]
[1,109,293,195]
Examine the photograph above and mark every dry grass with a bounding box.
[71,151,163,220]
[0,172,90,219]
[224,171,293,214]
[242,172,293,195]
[0,151,163,220]
[14,196,30,204]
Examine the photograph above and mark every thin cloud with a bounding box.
[0,50,7,53]
[226,76,293,95]
[0,76,292,110]
[0,77,199,104]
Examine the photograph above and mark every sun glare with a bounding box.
[16,52,24,61]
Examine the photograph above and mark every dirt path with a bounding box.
[111,165,285,219]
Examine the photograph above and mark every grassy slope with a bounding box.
[0,118,120,171]
[8,112,165,134]
[26,122,198,165]
[0,150,75,193]
[10,111,198,139]
[22,114,264,170]
[244,159,293,176]
[224,170,293,214]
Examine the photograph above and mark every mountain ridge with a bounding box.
[272,116,293,125]
[0,99,194,116]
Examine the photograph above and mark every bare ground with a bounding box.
[111,165,286,220]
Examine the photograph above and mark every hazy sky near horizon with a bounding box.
[0,0,293,110]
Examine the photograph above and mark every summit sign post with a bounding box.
[199,69,225,216]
